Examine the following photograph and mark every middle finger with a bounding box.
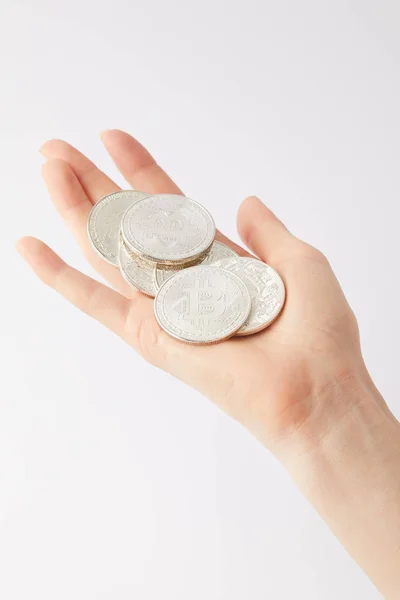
[101,129,251,257]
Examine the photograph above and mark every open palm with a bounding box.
[19,130,369,449]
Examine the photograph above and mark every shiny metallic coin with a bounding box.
[88,190,149,265]
[213,257,285,335]
[121,194,216,266]
[155,240,238,289]
[119,241,157,298]
[154,265,251,344]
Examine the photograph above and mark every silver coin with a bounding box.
[118,241,157,297]
[88,190,149,265]
[154,265,251,344]
[213,257,285,335]
[121,194,216,266]
[155,240,238,289]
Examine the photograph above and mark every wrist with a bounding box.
[275,367,398,463]
[276,371,400,598]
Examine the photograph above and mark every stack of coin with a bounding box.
[88,191,286,344]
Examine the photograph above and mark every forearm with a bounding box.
[280,377,400,598]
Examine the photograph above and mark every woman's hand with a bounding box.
[18,130,400,597]
[17,129,378,451]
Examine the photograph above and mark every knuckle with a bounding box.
[299,243,330,266]
[137,317,163,365]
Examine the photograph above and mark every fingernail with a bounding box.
[16,239,27,258]
[39,142,48,156]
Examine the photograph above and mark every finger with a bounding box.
[215,230,252,257]
[237,196,296,263]
[42,159,133,297]
[100,129,182,194]
[17,237,183,368]
[101,129,251,257]
[42,133,250,260]
[40,139,119,203]
[17,237,133,339]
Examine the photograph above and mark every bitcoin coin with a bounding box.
[88,190,149,265]
[121,194,216,266]
[154,265,251,344]
[119,241,157,297]
[213,257,285,335]
[155,240,238,289]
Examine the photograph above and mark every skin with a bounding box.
[17,130,400,598]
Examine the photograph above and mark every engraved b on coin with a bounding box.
[174,279,226,330]
[154,266,251,344]
[141,211,197,247]
[121,194,216,264]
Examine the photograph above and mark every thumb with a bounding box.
[237,196,296,262]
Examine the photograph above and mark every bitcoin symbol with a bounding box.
[173,279,226,329]
[141,211,197,246]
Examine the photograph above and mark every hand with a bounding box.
[18,131,400,597]
[17,130,379,450]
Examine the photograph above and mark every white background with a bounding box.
[1,1,399,598]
